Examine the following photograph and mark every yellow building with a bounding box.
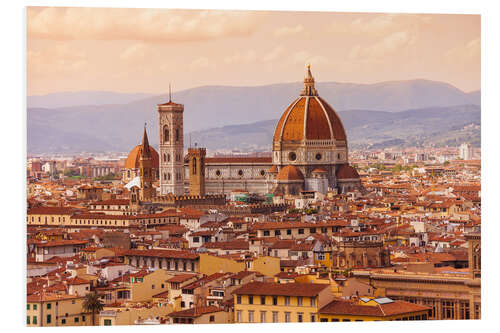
[233,281,334,323]
[26,293,90,327]
[198,253,280,277]
[98,303,174,326]
[318,297,430,322]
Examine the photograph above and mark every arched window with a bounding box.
[163,173,167,181]
[192,158,197,175]
[176,128,180,142]
[127,170,130,178]
[168,173,171,180]
[167,154,171,162]
[163,126,170,143]
[163,153,167,162]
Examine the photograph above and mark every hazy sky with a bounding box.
[27,7,480,95]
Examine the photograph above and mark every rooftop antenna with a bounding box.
[169,83,172,102]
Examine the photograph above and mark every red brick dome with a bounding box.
[276,165,304,181]
[124,145,159,169]
[273,67,347,143]
[336,164,360,180]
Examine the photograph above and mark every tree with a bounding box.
[82,292,104,326]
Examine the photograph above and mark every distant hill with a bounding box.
[187,105,481,151]
[27,91,155,109]
[27,79,481,153]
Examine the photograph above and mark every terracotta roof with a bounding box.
[268,165,278,173]
[92,199,130,206]
[33,240,88,248]
[336,164,360,180]
[167,273,198,283]
[233,281,329,297]
[27,207,79,215]
[319,299,430,317]
[312,167,328,173]
[123,249,199,259]
[276,165,304,181]
[124,145,159,169]
[273,89,347,142]
[168,305,223,318]
[66,276,90,285]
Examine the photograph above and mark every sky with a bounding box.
[27,7,480,95]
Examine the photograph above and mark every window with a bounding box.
[249,296,253,304]
[164,127,170,143]
[248,311,254,323]
[237,295,241,304]
[321,227,327,234]
[47,303,51,310]
[193,237,200,243]
[32,316,37,325]
[287,229,291,235]
[289,152,297,161]
[161,284,165,289]
[209,315,215,322]
[238,170,243,176]
[285,312,291,323]
[320,318,328,322]
[27,304,30,310]
[310,314,315,322]
[175,128,179,142]
[331,318,339,322]
[260,311,266,323]
[263,231,270,236]
[285,296,290,306]
[342,319,351,322]
[82,316,85,322]
[74,317,79,323]
[236,311,242,323]
[298,229,304,235]
[298,313,303,322]
[62,319,66,324]
[310,228,316,233]
[152,284,155,289]
[273,296,278,306]
[310,297,316,307]
[297,297,303,306]
[272,312,278,323]
[104,319,112,326]
[27,316,30,325]
[261,296,266,305]
[275,230,281,236]
[442,300,455,319]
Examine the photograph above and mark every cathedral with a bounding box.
[123,66,361,199]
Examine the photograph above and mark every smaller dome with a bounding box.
[336,164,360,180]
[268,165,278,173]
[276,165,304,181]
[124,145,159,169]
[312,167,328,173]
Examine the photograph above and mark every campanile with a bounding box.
[157,93,185,195]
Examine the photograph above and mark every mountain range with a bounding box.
[27,79,481,154]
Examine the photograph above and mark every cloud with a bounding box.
[27,7,263,43]
[327,13,432,38]
[189,57,215,71]
[273,24,304,37]
[120,43,150,62]
[350,30,417,61]
[224,50,257,64]
[443,38,480,70]
[261,45,286,62]
[290,51,327,66]
[28,43,88,78]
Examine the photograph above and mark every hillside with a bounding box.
[27,79,481,153]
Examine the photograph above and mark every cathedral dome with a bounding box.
[276,165,304,181]
[273,66,347,143]
[336,164,360,180]
[124,145,159,169]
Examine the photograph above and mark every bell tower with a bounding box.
[158,86,185,196]
[188,147,206,196]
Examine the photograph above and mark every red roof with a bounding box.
[123,249,199,259]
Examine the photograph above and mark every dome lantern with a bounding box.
[300,64,318,96]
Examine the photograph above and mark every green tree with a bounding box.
[82,292,104,326]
